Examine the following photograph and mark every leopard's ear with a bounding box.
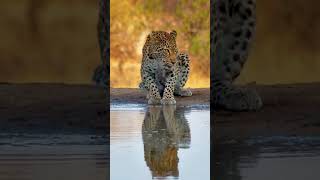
[146,34,151,41]
[146,32,153,41]
[148,31,157,40]
[170,30,177,39]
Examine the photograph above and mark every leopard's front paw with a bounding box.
[175,88,192,97]
[218,88,262,111]
[161,98,176,105]
[148,97,161,105]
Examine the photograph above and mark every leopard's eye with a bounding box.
[162,49,170,57]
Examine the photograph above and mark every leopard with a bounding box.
[139,30,192,105]
[212,0,263,111]
[92,0,109,91]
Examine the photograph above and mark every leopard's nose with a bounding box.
[169,53,176,60]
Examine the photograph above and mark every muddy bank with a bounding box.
[214,82,320,180]
[0,84,209,131]
[110,88,210,106]
[1,82,320,135]
[214,82,320,140]
[0,83,106,131]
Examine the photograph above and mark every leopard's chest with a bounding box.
[143,57,177,83]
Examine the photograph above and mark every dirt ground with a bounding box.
[1,83,320,137]
[0,84,208,131]
[214,83,320,179]
[214,83,320,141]
[110,88,210,106]
[0,83,107,131]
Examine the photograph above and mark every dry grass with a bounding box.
[238,0,320,85]
[110,0,210,88]
[0,0,100,84]
[2,0,318,86]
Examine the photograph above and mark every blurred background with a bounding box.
[237,0,320,85]
[110,0,210,88]
[1,0,319,86]
[0,0,100,84]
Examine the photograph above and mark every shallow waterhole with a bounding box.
[110,104,210,180]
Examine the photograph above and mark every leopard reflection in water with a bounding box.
[142,105,191,178]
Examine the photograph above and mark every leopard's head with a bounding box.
[145,30,178,68]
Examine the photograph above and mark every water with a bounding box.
[215,136,320,180]
[0,132,108,180]
[110,105,210,180]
